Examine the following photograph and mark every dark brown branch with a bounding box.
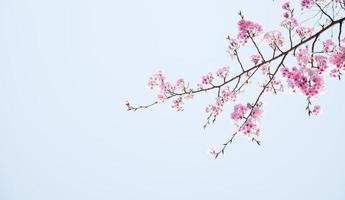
[311,33,320,68]
[339,21,343,46]
[234,50,245,72]
[249,35,265,61]
[316,3,334,22]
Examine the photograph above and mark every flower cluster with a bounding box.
[250,55,262,65]
[240,120,261,137]
[281,66,325,98]
[147,71,174,101]
[201,73,214,85]
[227,19,263,55]
[206,86,236,121]
[296,47,311,67]
[329,46,345,70]
[323,39,335,52]
[230,103,249,122]
[172,96,184,111]
[314,55,329,74]
[301,0,316,9]
[296,26,314,40]
[147,71,189,110]
[237,19,263,43]
[230,103,263,137]
[281,2,299,30]
[282,2,290,10]
[216,66,230,79]
[264,31,285,49]
[311,105,321,115]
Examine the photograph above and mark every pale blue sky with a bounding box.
[1,0,345,199]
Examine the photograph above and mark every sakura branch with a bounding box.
[127,1,345,158]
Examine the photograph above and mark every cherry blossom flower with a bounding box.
[314,55,329,75]
[250,55,262,65]
[172,96,184,111]
[311,105,321,116]
[329,47,345,70]
[230,104,249,122]
[261,64,269,75]
[263,31,285,48]
[240,119,260,137]
[281,65,324,98]
[323,39,335,52]
[282,2,291,10]
[281,17,299,30]
[201,73,214,85]
[206,104,222,116]
[157,94,166,102]
[175,78,185,90]
[296,27,314,40]
[330,69,341,78]
[147,71,165,89]
[216,66,230,78]
[251,106,263,121]
[237,19,263,44]
[301,0,315,9]
[296,47,311,67]
[227,38,240,55]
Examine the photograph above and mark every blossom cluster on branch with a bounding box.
[126,0,345,158]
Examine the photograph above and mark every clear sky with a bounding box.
[1,0,345,199]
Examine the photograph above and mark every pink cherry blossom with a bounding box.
[330,69,341,78]
[205,86,236,121]
[250,55,262,65]
[172,96,184,111]
[175,78,185,90]
[281,17,299,30]
[281,65,324,98]
[222,86,236,102]
[251,106,263,121]
[301,0,315,9]
[323,39,335,52]
[201,73,214,85]
[157,94,166,102]
[227,38,240,55]
[239,119,260,137]
[314,55,329,75]
[206,104,222,116]
[311,105,321,116]
[230,104,249,122]
[147,71,165,89]
[261,64,269,75]
[296,27,314,40]
[329,46,345,70]
[216,66,230,78]
[264,31,285,48]
[237,19,263,44]
[296,47,311,67]
[282,2,291,10]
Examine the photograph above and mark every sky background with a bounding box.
[1,0,345,199]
